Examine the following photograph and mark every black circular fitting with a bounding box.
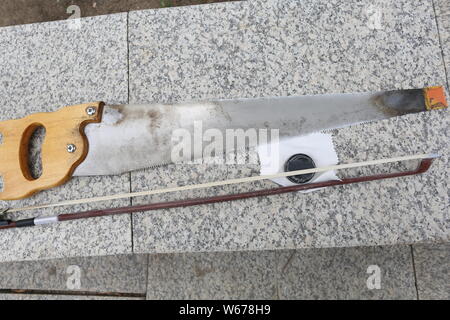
[284,154,316,184]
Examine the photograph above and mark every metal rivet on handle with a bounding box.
[86,106,96,116]
[67,144,76,153]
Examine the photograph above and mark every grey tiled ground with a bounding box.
[413,243,450,299]
[0,0,447,300]
[0,254,147,293]
[0,14,132,262]
[1,243,448,299]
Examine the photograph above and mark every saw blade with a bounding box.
[73,88,437,176]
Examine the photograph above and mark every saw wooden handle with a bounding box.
[0,102,103,200]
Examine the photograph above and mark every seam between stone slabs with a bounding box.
[126,11,135,253]
[0,289,145,298]
[127,11,131,105]
[145,254,150,298]
[275,250,296,299]
[432,0,450,91]
[409,245,420,300]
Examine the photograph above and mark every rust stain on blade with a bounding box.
[371,88,429,117]
[107,104,166,131]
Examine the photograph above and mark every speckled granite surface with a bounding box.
[1,244,448,300]
[435,0,450,89]
[130,0,449,253]
[413,242,450,299]
[0,14,131,262]
[0,254,147,293]
[129,0,445,103]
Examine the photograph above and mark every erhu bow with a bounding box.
[0,154,438,230]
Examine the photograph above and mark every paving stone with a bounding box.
[0,254,147,293]
[130,0,448,254]
[0,14,131,262]
[413,243,450,299]
[278,245,417,299]
[146,250,288,299]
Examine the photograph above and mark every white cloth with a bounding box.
[257,133,340,190]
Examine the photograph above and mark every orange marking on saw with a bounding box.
[424,86,448,110]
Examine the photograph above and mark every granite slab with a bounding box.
[0,254,147,294]
[0,14,131,262]
[130,0,449,253]
[413,243,450,299]
[279,245,417,299]
[146,250,286,299]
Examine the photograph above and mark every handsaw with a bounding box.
[0,86,446,200]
